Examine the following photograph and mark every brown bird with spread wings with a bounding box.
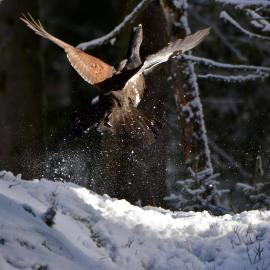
[21,14,210,143]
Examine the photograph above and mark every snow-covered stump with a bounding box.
[170,0,213,180]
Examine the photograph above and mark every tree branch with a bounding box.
[220,11,270,41]
[77,0,152,50]
[198,72,269,82]
[216,0,270,8]
[178,54,270,72]
[246,9,270,32]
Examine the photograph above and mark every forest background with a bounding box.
[1,0,269,211]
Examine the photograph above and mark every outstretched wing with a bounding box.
[142,28,210,73]
[21,13,115,85]
[121,27,210,108]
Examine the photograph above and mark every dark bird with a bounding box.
[21,13,210,143]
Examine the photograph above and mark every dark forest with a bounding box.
[1,0,270,212]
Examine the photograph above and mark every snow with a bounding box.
[1,171,270,270]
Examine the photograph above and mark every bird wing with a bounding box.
[121,28,210,108]
[121,71,145,108]
[21,13,114,85]
[141,28,210,73]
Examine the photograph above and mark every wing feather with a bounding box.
[120,28,210,107]
[121,72,145,107]
[21,13,114,85]
[142,28,210,72]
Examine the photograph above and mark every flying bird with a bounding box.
[21,13,210,143]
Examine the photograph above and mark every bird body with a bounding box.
[21,14,210,143]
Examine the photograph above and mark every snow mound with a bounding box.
[1,171,270,270]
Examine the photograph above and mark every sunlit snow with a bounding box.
[1,171,270,270]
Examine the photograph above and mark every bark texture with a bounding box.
[169,0,213,180]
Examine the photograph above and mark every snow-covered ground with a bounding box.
[1,171,270,270]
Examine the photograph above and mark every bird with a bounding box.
[21,13,210,144]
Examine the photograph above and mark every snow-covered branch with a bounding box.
[198,72,269,82]
[179,54,270,72]
[178,54,270,82]
[220,11,270,41]
[216,0,270,8]
[77,0,152,50]
[246,9,270,32]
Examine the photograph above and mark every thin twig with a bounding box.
[77,0,152,50]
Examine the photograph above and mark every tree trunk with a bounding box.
[169,0,213,180]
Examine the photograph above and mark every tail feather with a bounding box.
[97,108,161,144]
